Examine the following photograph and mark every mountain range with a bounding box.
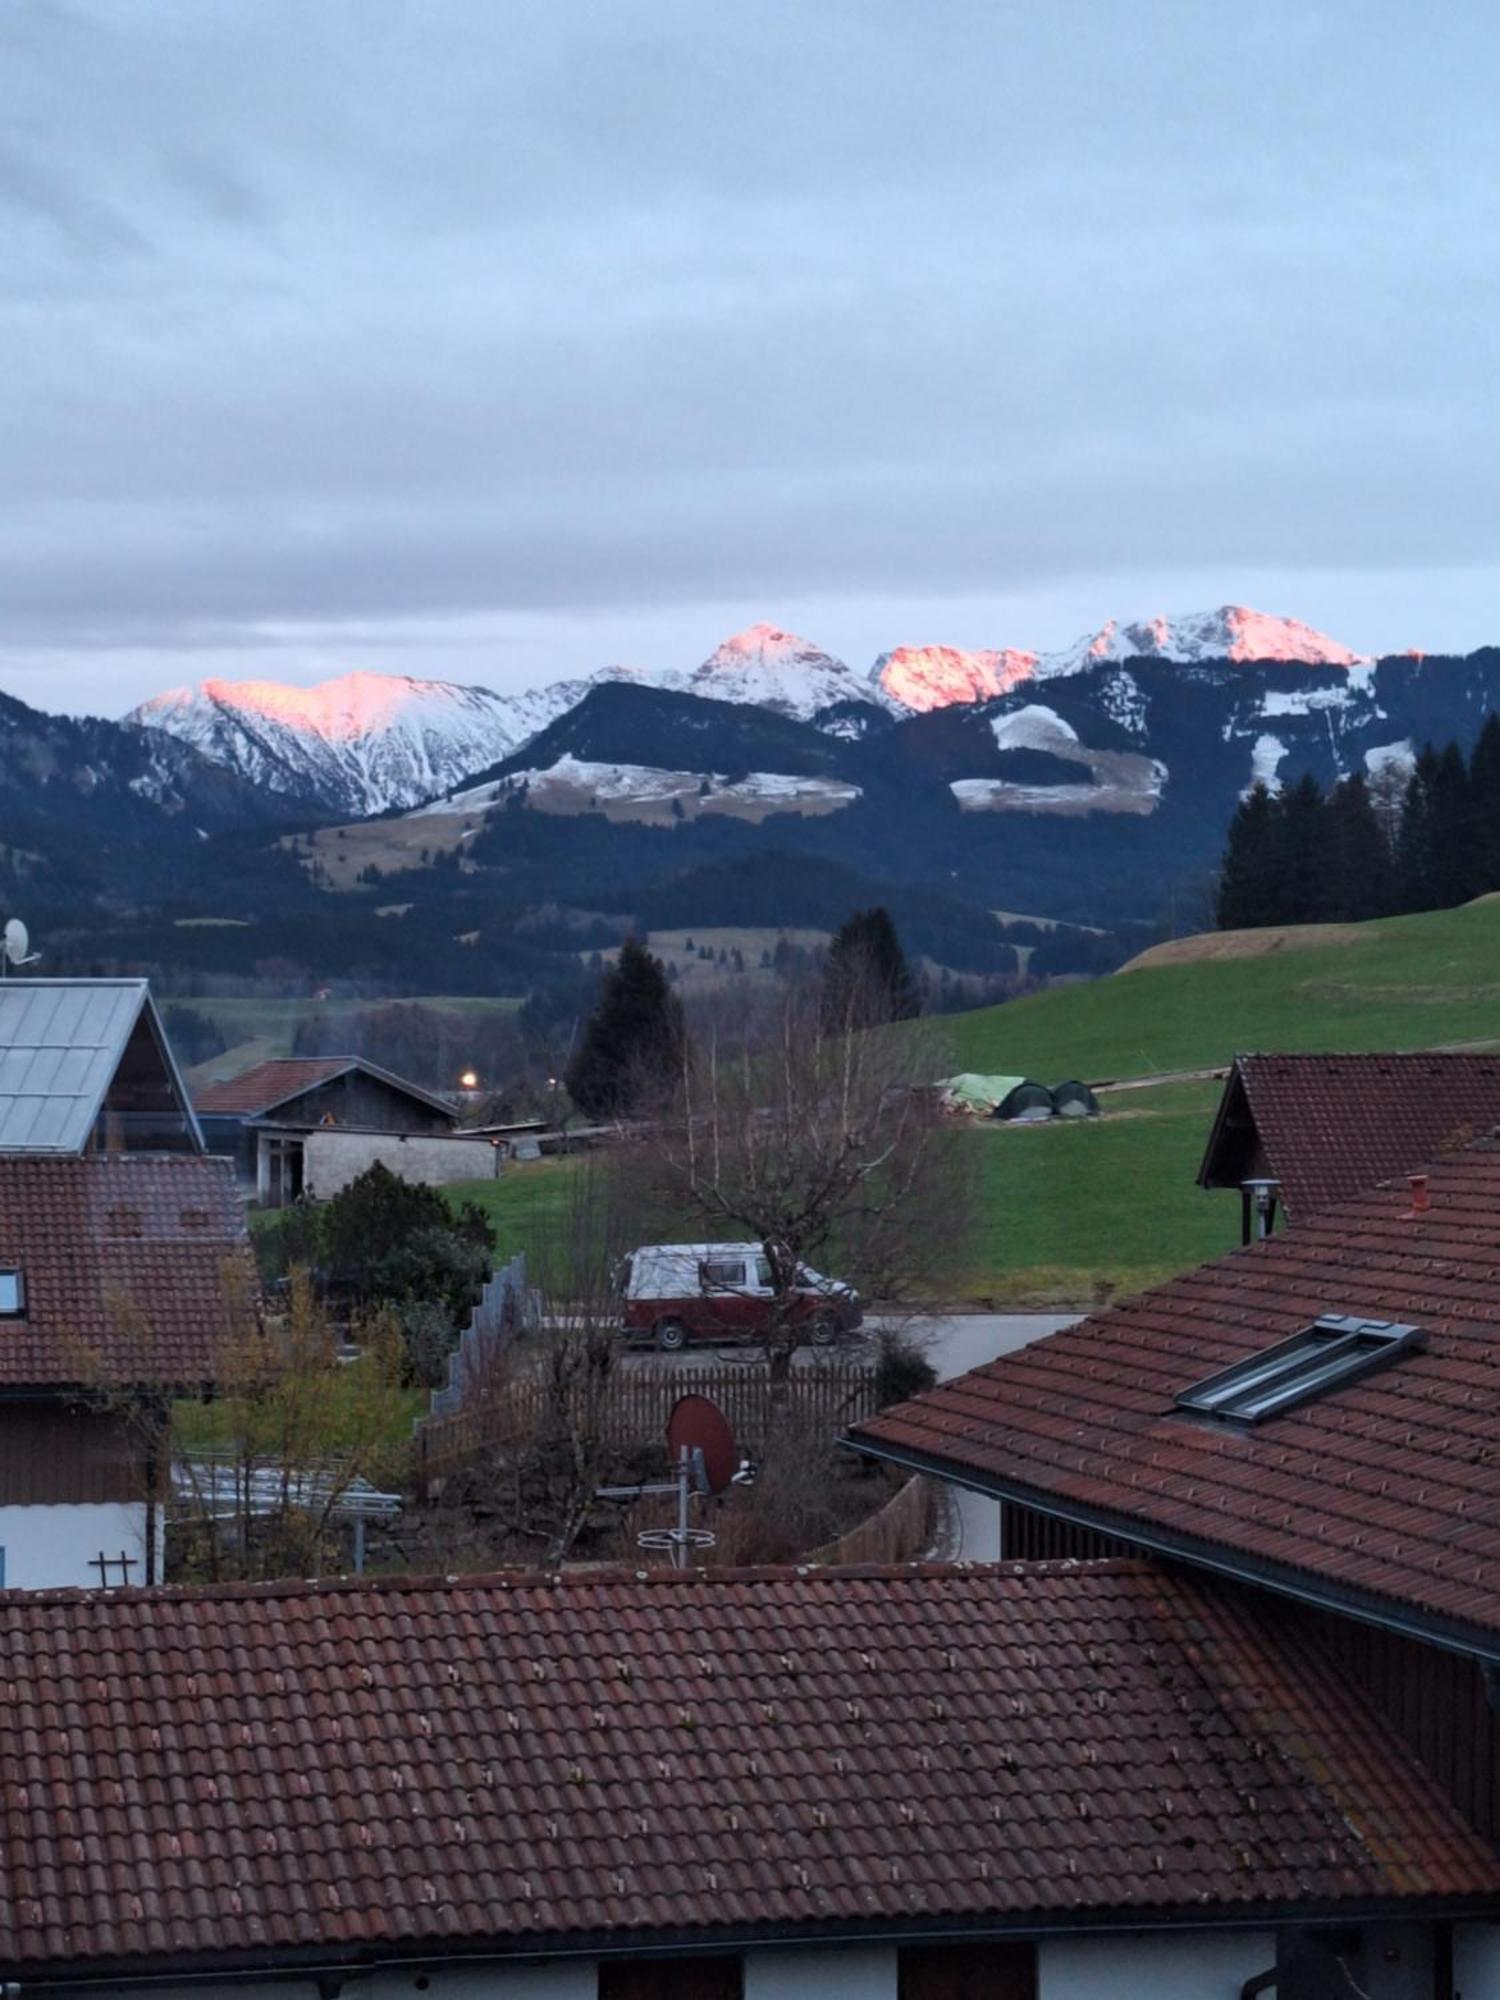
[126,607,1365,816]
[7,603,1499,1003]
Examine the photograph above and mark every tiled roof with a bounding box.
[2,1560,1495,1977]
[853,1144,1500,1652]
[193,1056,354,1115]
[0,1155,251,1388]
[1200,1051,1500,1219]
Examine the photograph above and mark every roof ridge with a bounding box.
[0,1553,1153,1609]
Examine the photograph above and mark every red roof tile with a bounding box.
[1200,1052,1500,1219]
[854,1143,1500,1650]
[0,1155,252,1388]
[193,1057,354,1115]
[0,1560,1494,1976]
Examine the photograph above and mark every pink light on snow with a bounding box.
[194,672,441,742]
[875,645,1038,712]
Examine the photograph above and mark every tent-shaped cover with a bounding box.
[1052,1079,1100,1119]
[938,1074,1025,1116]
[994,1080,1056,1122]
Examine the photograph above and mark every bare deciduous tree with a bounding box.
[651,975,963,1390]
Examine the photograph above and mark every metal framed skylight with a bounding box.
[1175,1314,1424,1424]
[0,1268,25,1317]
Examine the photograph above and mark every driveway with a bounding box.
[908,1311,1080,1561]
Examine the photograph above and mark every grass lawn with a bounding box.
[946,897,1500,1083]
[444,1082,1241,1311]
[951,1079,1236,1305]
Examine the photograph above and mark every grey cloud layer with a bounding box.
[3,0,1499,706]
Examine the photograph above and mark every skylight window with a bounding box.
[0,1268,26,1317]
[1175,1315,1424,1424]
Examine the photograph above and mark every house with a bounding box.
[0,979,253,1587]
[2,1560,1496,1999]
[194,1054,498,1204]
[1198,1050,1500,1235]
[850,1136,1500,1991]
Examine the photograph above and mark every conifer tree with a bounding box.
[1468,714,1500,898]
[1396,746,1440,912]
[1325,772,1395,921]
[565,938,685,1118]
[820,907,920,1031]
[1216,782,1280,929]
[1271,773,1329,925]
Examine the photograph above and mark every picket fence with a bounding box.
[413,1358,879,1489]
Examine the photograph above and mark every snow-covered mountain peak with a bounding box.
[688,624,878,719]
[1044,606,1366,674]
[871,645,1039,712]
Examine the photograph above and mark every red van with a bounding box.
[616,1242,862,1352]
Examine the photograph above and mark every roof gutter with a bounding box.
[10,1895,1499,1995]
[846,1434,1500,1669]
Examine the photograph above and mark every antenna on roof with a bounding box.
[0,919,40,978]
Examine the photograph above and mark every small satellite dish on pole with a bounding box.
[1,920,39,977]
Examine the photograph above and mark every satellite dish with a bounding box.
[666,1394,738,1497]
[2,920,38,973]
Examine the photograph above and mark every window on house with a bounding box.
[599,1956,742,2000]
[1175,1314,1424,1425]
[899,1941,1038,2000]
[0,1269,25,1317]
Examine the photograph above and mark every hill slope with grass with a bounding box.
[946,897,1500,1083]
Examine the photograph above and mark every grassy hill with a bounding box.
[946,897,1500,1083]
[456,901,1500,1312]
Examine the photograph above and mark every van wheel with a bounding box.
[656,1318,688,1353]
[811,1311,839,1348]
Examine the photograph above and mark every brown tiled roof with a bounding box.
[0,1155,251,1389]
[1200,1051,1500,1219]
[2,1561,1495,1977]
[853,1144,1500,1652]
[193,1056,353,1115]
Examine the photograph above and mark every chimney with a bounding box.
[1407,1173,1430,1215]
[1240,1177,1280,1246]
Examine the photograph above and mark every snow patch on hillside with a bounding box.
[1248,735,1288,792]
[990,706,1081,751]
[417,754,860,818]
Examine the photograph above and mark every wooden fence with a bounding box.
[414,1359,878,1490]
[807,1473,934,1567]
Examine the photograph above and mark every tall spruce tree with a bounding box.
[1428,742,1474,908]
[1271,772,1330,925]
[820,907,920,1031]
[1468,714,1500,899]
[1326,772,1396,921]
[1396,745,1445,913]
[565,937,685,1118]
[1216,781,1281,929]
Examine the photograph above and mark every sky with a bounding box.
[4,0,1500,719]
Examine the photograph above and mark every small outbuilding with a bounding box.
[194,1056,497,1205]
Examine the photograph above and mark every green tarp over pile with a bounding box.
[938,1074,1026,1115]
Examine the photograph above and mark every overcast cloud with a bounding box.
[3,0,1499,716]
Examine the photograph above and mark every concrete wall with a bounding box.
[1042,1932,1274,1998]
[0,1498,160,1590]
[300,1128,502,1200]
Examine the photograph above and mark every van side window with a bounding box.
[700,1258,745,1290]
[754,1257,773,1288]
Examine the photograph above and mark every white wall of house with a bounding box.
[1455,1923,1500,1998]
[0,1499,161,1590]
[745,1945,894,1998]
[300,1128,502,1200]
[1041,1931,1274,1998]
